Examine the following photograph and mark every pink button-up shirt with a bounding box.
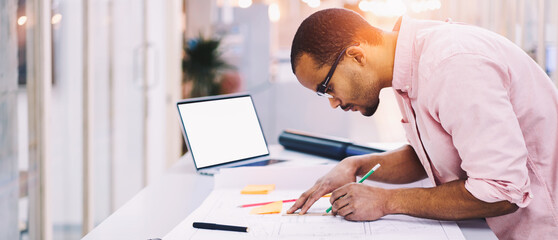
[392,16,558,239]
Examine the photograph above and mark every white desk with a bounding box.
[82,145,497,240]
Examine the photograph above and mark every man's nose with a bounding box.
[329,98,340,109]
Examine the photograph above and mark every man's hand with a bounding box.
[333,179,519,222]
[330,183,390,221]
[331,180,519,222]
[288,145,427,215]
[287,157,360,214]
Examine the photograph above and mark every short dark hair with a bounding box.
[290,8,383,74]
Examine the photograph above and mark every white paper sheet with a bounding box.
[215,164,336,190]
[164,166,465,240]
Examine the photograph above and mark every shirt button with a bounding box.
[405,85,410,90]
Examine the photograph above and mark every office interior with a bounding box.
[1,0,557,239]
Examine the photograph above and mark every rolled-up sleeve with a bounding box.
[430,53,532,207]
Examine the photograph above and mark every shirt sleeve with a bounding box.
[428,53,532,207]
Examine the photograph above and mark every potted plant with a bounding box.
[182,35,233,98]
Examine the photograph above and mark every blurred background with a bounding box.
[1,0,557,239]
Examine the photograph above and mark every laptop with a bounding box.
[177,93,287,175]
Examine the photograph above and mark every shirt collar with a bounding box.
[392,16,417,96]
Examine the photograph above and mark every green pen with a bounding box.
[326,163,381,213]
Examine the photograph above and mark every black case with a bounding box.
[278,129,385,160]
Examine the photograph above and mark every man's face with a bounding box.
[294,53,381,117]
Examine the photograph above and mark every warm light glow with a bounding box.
[358,1,371,11]
[359,0,406,17]
[411,0,441,13]
[17,16,27,26]
[307,0,320,8]
[268,3,280,22]
[238,0,252,8]
[51,13,62,24]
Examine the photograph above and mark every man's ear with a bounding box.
[346,45,366,66]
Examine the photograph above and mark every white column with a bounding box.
[554,0,558,86]
[107,0,117,214]
[82,0,94,235]
[27,0,53,239]
[164,0,184,168]
[536,0,546,70]
[518,0,526,49]
[141,0,149,188]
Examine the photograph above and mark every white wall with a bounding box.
[0,0,20,238]
[47,0,180,234]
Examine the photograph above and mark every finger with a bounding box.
[331,197,350,215]
[330,185,349,205]
[287,186,317,213]
[336,203,354,218]
[299,186,329,214]
[331,193,351,211]
[287,192,311,213]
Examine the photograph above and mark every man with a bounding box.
[287,8,558,240]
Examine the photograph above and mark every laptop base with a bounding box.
[197,159,288,176]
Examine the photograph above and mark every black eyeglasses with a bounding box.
[316,43,359,98]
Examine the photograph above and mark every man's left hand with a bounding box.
[330,183,391,221]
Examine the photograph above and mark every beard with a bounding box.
[361,98,380,116]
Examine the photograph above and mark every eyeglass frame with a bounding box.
[316,43,359,98]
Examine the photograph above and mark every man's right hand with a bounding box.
[287,156,360,214]
[287,145,425,214]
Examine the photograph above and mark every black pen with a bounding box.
[192,222,249,233]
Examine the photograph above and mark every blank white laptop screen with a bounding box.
[178,96,269,169]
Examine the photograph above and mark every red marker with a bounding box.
[238,199,297,208]
[238,194,331,208]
